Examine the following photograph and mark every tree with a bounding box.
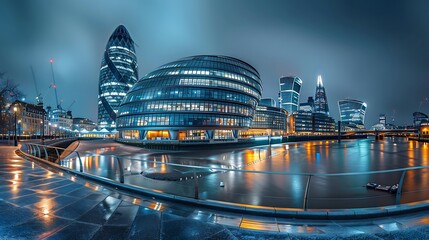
[0,73,25,137]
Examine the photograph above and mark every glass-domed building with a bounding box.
[117,55,262,141]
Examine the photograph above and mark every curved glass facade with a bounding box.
[117,55,262,140]
[338,99,367,130]
[97,25,138,130]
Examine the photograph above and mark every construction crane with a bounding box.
[66,100,75,111]
[30,66,43,105]
[49,58,61,109]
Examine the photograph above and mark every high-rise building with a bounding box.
[279,76,302,115]
[338,99,367,130]
[97,25,138,130]
[314,75,329,116]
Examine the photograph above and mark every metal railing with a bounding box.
[20,142,429,210]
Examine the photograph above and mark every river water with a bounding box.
[63,137,429,209]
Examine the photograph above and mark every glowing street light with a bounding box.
[13,107,17,146]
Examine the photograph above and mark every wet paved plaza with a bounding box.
[69,138,429,209]
[5,142,429,239]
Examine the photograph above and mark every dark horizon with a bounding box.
[2,0,429,127]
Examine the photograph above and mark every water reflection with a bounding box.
[63,138,429,209]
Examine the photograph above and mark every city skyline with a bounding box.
[2,1,429,127]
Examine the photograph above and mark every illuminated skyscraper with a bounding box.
[279,76,302,115]
[314,75,329,116]
[97,25,138,130]
[338,99,367,130]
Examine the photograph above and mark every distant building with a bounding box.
[419,123,429,138]
[10,100,48,136]
[413,112,428,127]
[240,105,288,139]
[72,118,97,131]
[299,96,315,112]
[314,75,330,116]
[48,108,73,135]
[259,98,276,107]
[97,25,139,131]
[371,123,386,131]
[290,110,335,134]
[338,99,367,130]
[279,76,302,115]
[291,111,313,134]
[379,114,386,126]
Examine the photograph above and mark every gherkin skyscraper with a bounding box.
[97,25,138,130]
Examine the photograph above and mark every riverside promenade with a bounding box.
[3,144,429,239]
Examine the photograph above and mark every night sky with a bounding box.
[1,0,429,127]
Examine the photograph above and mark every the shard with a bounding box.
[97,25,138,130]
[314,75,330,116]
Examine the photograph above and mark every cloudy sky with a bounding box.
[1,0,429,126]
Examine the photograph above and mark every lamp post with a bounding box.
[40,120,44,142]
[13,107,17,146]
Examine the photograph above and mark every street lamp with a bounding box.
[40,120,44,142]
[13,107,17,146]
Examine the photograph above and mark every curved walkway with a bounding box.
[2,145,429,239]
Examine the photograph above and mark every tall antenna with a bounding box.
[49,58,61,109]
[30,66,43,105]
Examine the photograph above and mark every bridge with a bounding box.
[343,129,419,139]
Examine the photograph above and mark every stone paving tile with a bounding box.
[128,207,161,240]
[53,198,101,220]
[162,204,196,217]
[229,228,288,240]
[347,224,386,235]
[213,214,243,227]
[278,224,325,234]
[8,193,54,207]
[0,215,71,239]
[188,210,218,223]
[31,194,80,214]
[49,182,82,194]
[339,235,382,240]
[77,196,121,225]
[105,201,139,226]
[65,186,95,198]
[84,192,108,202]
[0,188,36,200]
[92,225,132,240]
[161,217,231,240]
[45,222,101,240]
[240,217,280,232]
[374,221,405,232]
[0,205,38,228]
[375,229,429,240]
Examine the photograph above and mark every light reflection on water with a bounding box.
[63,137,429,209]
